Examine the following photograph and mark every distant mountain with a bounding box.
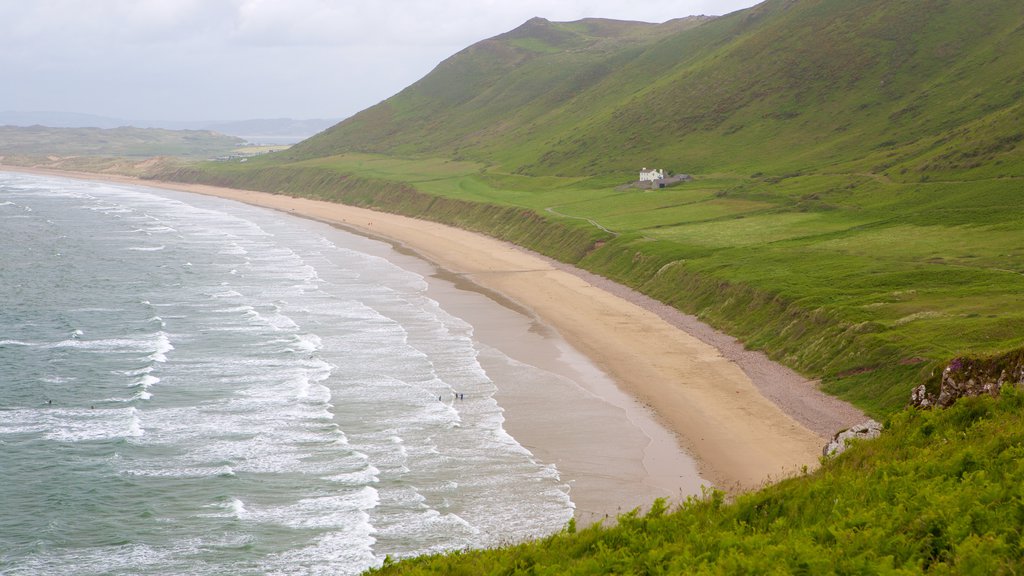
[180,118,339,144]
[0,111,127,130]
[287,0,1024,179]
[0,125,244,158]
[0,112,338,144]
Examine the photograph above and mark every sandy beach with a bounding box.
[3,166,867,518]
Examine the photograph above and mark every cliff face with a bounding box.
[911,351,1024,409]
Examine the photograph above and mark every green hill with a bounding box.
[287,0,1023,180]
[285,15,711,163]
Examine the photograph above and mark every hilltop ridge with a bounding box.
[285,14,712,162]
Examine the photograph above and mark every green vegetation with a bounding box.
[367,387,1024,575]
[0,125,244,158]
[142,0,1024,570]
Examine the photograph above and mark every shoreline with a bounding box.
[300,214,707,524]
[2,166,866,498]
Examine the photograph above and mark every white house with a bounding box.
[639,167,665,182]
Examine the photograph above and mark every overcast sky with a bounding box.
[0,0,762,122]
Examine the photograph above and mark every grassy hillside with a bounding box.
[285,16,711,162]
[152,1,1024,413]
[286,0,1024,179]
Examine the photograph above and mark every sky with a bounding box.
[0,0,762,123]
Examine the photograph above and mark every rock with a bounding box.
[910,355,1015,409]
[823,419,883,458]
[910,384,933,409]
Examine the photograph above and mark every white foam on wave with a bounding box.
[264,311,299,331]
[216,305,255,314]
[249,486,380,530]
[0,339,34,347]
[4,541,194,576]
[121,365,154,377]
[42,328,173,361]
[219,243,248,256]
[326,464,381,485]
[0,409,49,435]
[148,332,174,363]
[120,463,237,479]
[127,407,144,437]
[85,204,133,215]
[229,497,248,518]
[142,224,177,234]
[25,407,147,442]
[126,244,166,252]
[133,374,159,399]
[285,333,322,354]
[266,524,378,576]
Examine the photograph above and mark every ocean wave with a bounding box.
[135,373,160,399]
[127,407,144,437]
[85,204,133,214]
[120,365,154,377]
[326,464,381,485]
[23,407,148,443]
[142,225,177,233]
[148,332,174,363]
[285,333,322,354]
[218,244,248,256]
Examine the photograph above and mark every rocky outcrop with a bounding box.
[823,420,883,458]
[910,353,1024,409]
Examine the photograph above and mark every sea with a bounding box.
[0,172,576,575]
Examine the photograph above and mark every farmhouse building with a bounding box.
[639,167,665,183]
